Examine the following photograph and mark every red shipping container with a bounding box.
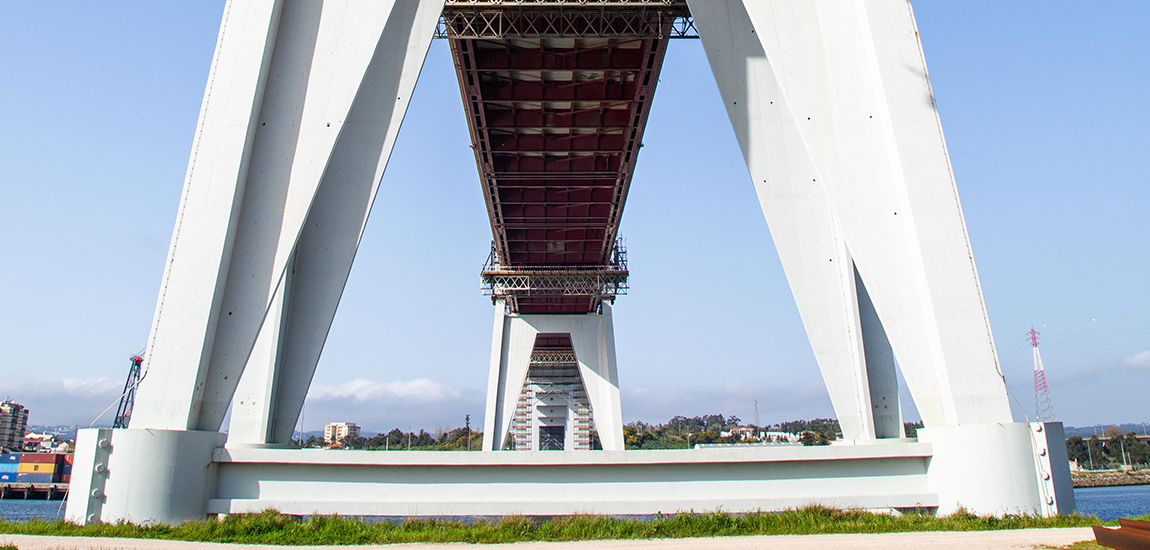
[63,454,74,464]
[19,453,57,464]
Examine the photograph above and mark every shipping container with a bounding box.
[61,464,72,474]
[0,463,16,473]
[0,472,14,482]
[17,462,56,474]
[63,454,74,464]
[16,472,53,484]
[0,454,18,464]
[54,473,71,484]
[19,453,58,464]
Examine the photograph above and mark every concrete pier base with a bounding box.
[65,428,227,525]
[65,424,1073,524]
[918,422,1074,517]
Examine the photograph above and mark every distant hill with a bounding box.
[1064,423,1150,438]
[25,424,90,441]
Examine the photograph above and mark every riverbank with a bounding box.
[1073,470,1150,488]
[0,528,1099,550]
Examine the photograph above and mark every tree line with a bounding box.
[1066,427,1150,469]
[294,426,482,451]
[291,416,1140,457]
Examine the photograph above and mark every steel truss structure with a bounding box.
[449,0,672,314]
[112,355,143,429]
[436,1,696,40]
[481,240,628,313]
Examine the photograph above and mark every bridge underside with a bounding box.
[446,2,687,314]
[65,0,1075,526]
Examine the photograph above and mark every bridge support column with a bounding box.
[66,0,444,524]
[919,421,1075,517]
[483,302,623,452]
[690,0,1014,427]
[65,428,227,525]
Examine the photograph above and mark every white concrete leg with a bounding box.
[918,422,1074,516]
[690,0,877,441]
[131,0,443,435]
[227,264,291,446]
[66,428,227,525]
[483,306,535,451]
[855,269,902,439]
[482,309,624,451]
[690,0,1012,428]
[568,304,624,451]
[260,0,446,445]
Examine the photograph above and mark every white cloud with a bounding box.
[60,377,121,397]
[298,377,482,433]
[1123,351,1150,369]
[2,377,122,426]
[308,378,461,403]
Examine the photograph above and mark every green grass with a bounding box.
[0,507,1125,546]
[1038,542,1105,550]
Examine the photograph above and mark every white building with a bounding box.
[0,401,28,452]
[323,422,360,446]
[23,432,57,452]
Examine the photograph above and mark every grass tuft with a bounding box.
[0,507,1130,546]
[1037,542,1106,550]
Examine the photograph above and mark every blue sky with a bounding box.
[1,2,1146,434]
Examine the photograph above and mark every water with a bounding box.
[0,499,65,522]
[1074,484,1150,521]
[0,486,1147,522]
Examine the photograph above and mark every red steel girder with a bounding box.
[450,11,671,313]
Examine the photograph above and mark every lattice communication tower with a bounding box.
[1029,327,1055,422]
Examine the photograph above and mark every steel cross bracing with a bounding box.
[449,1,674,314]
[482,240,628,314]
[436,1,695,40]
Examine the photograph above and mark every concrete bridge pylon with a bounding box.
[484,302,624,452]
[66,0,1073,525]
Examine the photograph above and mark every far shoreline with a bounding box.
[1072,470,1150,488]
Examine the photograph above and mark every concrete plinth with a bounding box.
[63,423,1071,524]
[65,428,227,525]
[918,421,1074,517]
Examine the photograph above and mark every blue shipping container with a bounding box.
[16,472,54,484]
[61,464,72,474]
[0,463,16,473]
[0,454,17,464]
[0,473,15,482]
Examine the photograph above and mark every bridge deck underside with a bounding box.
[449,17,670,314]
